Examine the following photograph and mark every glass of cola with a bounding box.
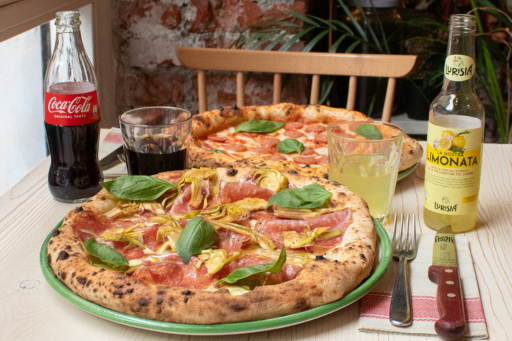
[119,107,192,175]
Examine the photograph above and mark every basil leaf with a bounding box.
[211,149,226,154]
[216,247,286,285]
[84,238,129,268]
[234,120,285,133]
[101,175,176,201]
[355,124,383,140]
[176,217,219,265]
[276,138,304,154]
[267,184,332,209]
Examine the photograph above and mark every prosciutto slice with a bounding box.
[169,182,217,215]
[257,209,351,248]
[213,229,252,255]
[218,181,274,204]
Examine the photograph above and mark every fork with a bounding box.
[389,214,417,327]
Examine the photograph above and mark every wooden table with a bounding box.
[1,137,511,340]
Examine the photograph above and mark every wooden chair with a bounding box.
[175,47,418,122]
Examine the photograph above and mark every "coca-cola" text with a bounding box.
[47,95,92,115]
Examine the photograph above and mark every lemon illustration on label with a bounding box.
[435,130,470,153]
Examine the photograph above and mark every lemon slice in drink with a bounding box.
[438,137,452,150]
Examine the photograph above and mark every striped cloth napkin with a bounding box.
[99,128,127,179]
[359,234,488,339]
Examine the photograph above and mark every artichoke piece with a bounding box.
[283,227,332,248]
[209,220,276,250]
[201,198,268,222]
[176,168,218,209]
[140,202,165,215]
[225,285,252,296]
[258,249,315,267]
[254,169,288,193]
[197,249,241,275]
[101,223,146,250]
[104,201,139,219]
[273,207,344,220]
[155,216,183,252]
[148,215,172,224]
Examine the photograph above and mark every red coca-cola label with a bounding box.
[45,90,100,125]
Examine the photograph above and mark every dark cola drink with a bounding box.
[44,11,103,203]
[125,135,187,175]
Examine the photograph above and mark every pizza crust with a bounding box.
[47,167,376,324]
[191,103,423,172]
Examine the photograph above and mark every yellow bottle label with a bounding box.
[444,55,475,82]
[424,122,482,215]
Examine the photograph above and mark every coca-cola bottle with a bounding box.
[44,11,103,203]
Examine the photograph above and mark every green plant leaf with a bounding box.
[345,40,361,53]
[330,34,348,53]
[456,131,471,136]
[355,0,382,52]
[319,76,335,104]
[216,247,286,285]
[252,21,301,27]
[176,217,219,265]
[267,184,332,209]
[337,0,367,41]
[100,176,176,201]
[276,138,305,154]
[283,9,320,27]
[332,20,354,35]
[355,124,383,140]
[235,120,285,133]
[84,238,129,268]
[211,149,226,154]
[303,30,330,52]
[279,27,314,51]
[450,146,464,154]
[264,31,289,51]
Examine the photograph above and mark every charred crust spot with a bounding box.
[303,165,310,168]
[352,261,356,264]
[294,298,307,309]
[139,298,148,306]
[99,268,105,272]
[76,277,87,285]
[113,284,124,289]
[183,297,189,303]
[65,245,71,250]
[348,247,353,250]
[193,116,204,122]
[60,272,66,280]
[315,255,326,261]
[86,280,92,287]
[232,104,238,110]
[169,297,175,302]
[57,251,69,261]
[113,290,123,297]
[49,240,53,245]
[92,272,97,276]
[100,197,105,200]
[339,192,346,196]
[157,291,166,295]
[360,253,367,260]
[290,170,298,174]
[126,283,131,286]
[93,288,97,292]
[409,149,413,154]
[335,260,339,263]
[52,229,60,237]
[329,202,335,208]
[226,164,233,169]
[323,173,329,180]
[75,206,83,213]
[127,288,134,293]
[72,272,76,278]
[250,296,271,303]
[181,290,194,296]
[219,106,224,111]
[231,304,247,312]
[156,298,163,305]
[311,264,318,269]
[227,169,238,176]
[367,245,372,249]
[47,254,51,263]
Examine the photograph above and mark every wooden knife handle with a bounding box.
[428,265,466,340]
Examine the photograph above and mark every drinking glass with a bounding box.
[327,121,404,222]
[119,107,192,175]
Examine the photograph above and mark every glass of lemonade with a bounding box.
[327,122,404,222]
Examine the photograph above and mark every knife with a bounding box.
[99,145,124,170]
[428,226,466,340]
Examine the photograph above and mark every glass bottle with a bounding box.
[423,14,484,232]
[44,11,103,203]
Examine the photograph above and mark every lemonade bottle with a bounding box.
[423,14,484,232]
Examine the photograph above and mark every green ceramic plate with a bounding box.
[40,217,391,335]
[397,162,419,181]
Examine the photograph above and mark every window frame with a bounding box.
[0,0,116,128]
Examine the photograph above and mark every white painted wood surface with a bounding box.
[0,136,511,340]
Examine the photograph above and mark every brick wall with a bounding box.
[112,0,311,115]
